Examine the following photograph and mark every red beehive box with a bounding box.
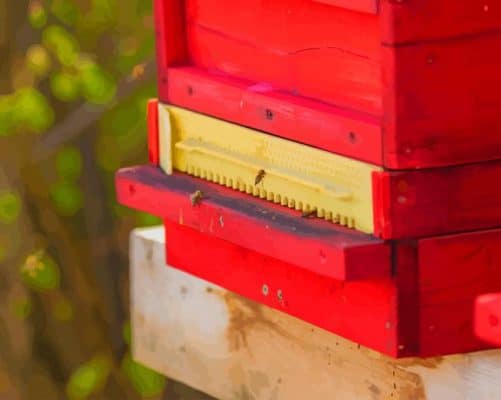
[115,0,501,359]
[154,0,501,168]
[116,165,501,357]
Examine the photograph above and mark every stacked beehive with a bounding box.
[116,0,501,357]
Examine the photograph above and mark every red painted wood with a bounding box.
[475,293,501,346]
[382,36,501,169]
[165,220,401,357]
[147,99,159,165]
[380,0,501,44]
[312,0,378,14]
[118,161,501,240]
[166,67,383,164]
[154,0,187,98]
[115,163,501,356]
[418,230,501,356]
[373,160,501,239]
[394,242,420,356]
[155,0,501,169]
[116,165,391,281]
[163,222,501,357]
[185,0,382,115]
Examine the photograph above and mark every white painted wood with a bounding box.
[131,226,501,400]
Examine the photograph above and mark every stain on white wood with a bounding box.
[131,227,501,400]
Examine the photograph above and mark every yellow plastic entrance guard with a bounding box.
[158,105,381,234]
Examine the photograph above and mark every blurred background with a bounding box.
[0,1,210,398]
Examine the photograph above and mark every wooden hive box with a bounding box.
[155,0,501,169]
[115,0,501,361]
[116,165,501,358]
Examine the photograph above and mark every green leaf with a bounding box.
[50,72,81,102]
[78,61,116,105]
[26,44,52,77]
[0,191,21,224]
[66,355,112,400]
[122,353,166,397]
[56,146,83,180]
[21,251,61,292]
[28,2,48,29]
[12,88,55,133]
[50,181,84,217]
[42,25,80,66]
[50,0,79,25]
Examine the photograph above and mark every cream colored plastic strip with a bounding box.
[158,104,381,233]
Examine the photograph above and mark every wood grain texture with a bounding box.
[185,0,382,115]
[155,0,501,169]
[131,227,501,400]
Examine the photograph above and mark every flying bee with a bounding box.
[301,209,317,219]
[190,190,204,206]
[255,169,266,185]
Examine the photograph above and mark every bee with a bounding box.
[190,190,204,206]
[255,169,266,185]
[301,209,317,219]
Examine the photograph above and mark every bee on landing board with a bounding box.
[255,169,266,185]
[190,190,204,206]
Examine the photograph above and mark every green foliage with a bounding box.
[50,181,84,216]
[122,353,166,397]
[50,0,79,26]
[79,61,117,104]
[2,0,162,396]
[50,71,81,102]
[0,191,21,224]
[66,355,112,400]
[42,25,80,66]
[28,2,48,29]
[89,0,117,27]
[21,251,61,292]
[16,88,55,132]
[0,88,55,134]
[56,146,83,180]
[26,44,52,77]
